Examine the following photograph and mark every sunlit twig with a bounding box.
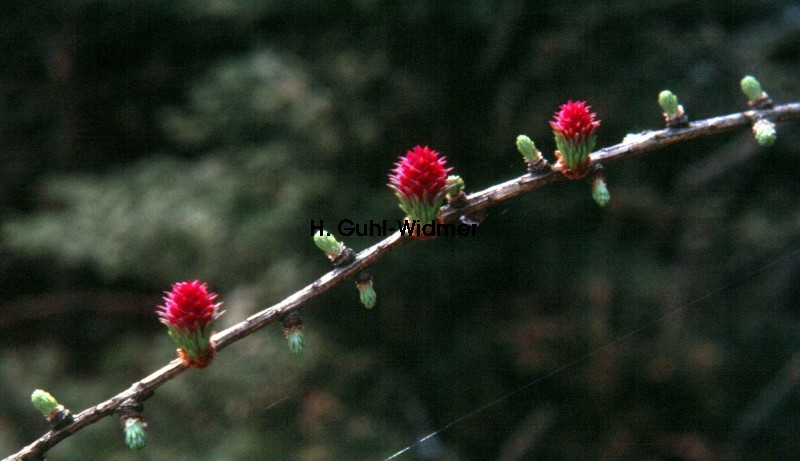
[6,102,800,461]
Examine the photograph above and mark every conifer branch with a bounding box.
[6,102,800,461]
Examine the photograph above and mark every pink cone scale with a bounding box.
[550,100,601,179]
[157,280,223,368]
[388,145,453,238]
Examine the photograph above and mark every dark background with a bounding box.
[2,1,800,459]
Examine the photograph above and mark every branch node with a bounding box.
[331,247,356,267]
[526,157,550,174]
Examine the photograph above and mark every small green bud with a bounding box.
[357,279,376,309]
[516,135,542,164]
[313,231,343,260]
[282,310,304,356]
[445,175,465,198]
[31,389,60,415]
[740,75,764,102]
[752,119,776,147]
[658,90,680,117]
[123,418,147,450]
[658,90,688,128]
[591,177,610,207]
[288,330,305,356]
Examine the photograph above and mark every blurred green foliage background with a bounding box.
[2,0,800,459]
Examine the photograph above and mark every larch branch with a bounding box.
[6,101,800,461]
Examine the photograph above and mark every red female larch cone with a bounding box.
[387,145,453,240]
[549,100,601,179]
[157,280,224,369]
